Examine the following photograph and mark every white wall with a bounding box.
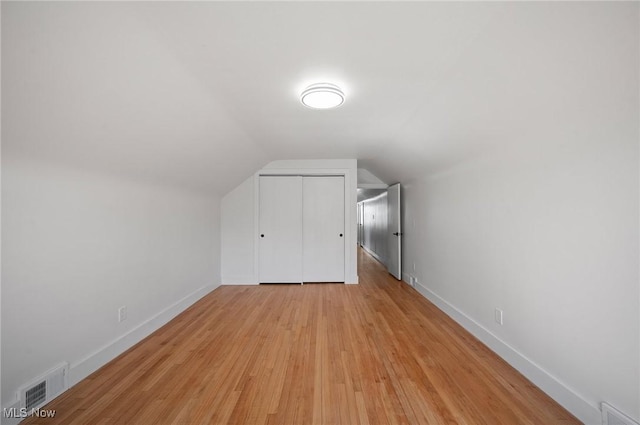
[357,168,387,188]
[221,159,358,285]
[402,132,639,423]
[1,157,221,409]
[221,176,255,284]
[359,193,388,265]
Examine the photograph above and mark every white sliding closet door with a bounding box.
[303,176,345,282]
[259,176,303,283]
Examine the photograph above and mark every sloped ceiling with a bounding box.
[3,2,633,195]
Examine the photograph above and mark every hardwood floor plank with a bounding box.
[23,249,581,425]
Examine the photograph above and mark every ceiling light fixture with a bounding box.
[300,83,345,109]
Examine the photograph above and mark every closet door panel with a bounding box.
[259,176,303,283]
[303,176,345,282]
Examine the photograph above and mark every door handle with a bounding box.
[393,232,402,236]
[339,233,343,237]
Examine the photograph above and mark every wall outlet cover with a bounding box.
[118,306,127,323]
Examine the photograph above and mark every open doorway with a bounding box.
[356,184,402,280]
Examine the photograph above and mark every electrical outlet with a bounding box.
[494,308,503,325]
[118,306,127,323]
[410,276,417,287]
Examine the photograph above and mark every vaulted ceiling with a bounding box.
[3,2,632,195]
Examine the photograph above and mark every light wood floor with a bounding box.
[24,249,580,424]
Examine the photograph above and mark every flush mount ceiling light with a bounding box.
[300,83,345,109]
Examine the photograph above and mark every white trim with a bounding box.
[2,283,218,425]
[69,283,217,387]
[345,275,359,285]
[601,402,639,425]
[253,172,261,285]
[410,280,601,425]
[401,272,414,287]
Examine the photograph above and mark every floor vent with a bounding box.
[24,381,46,410]
[20,363,69,411]
[602,402,639,425]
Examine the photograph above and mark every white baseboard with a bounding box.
[410,280,601,425]
[69,283,218,386]
[345,275,359,285]
[2,401,21,425]
[2,283,219,425]
[361,245,385,266]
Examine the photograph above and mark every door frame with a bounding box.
[387,183,402,280]
[253,167,358,284]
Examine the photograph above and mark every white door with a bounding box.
[387,183,402,280]
[259,176,303,283]
[303,176,345,282]
[357,203,363,246]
